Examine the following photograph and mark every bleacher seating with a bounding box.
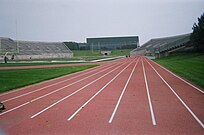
[0,37,73,59]
[0,37,17,52]
[130,33,190,57]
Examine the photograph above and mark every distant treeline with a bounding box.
[64,42,80,50]
[64,42,91,50]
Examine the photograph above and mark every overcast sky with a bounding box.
[0,0,203,45]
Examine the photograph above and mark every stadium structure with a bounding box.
[0,37,73,60]
[86,36,139,50]
[130,33,191,58]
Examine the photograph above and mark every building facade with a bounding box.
[86,36,139,50]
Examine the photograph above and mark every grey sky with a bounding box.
[0,0,203,45]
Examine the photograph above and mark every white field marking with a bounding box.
[0,102,30,116]
[142,58,157,126]
[0,63,119,116]
[147,58,204,94]
[0,64,105,98]
[108,58,139,123]
[30,61,130,119]
[145,58,204,128]
[67,59,137,121]
[2,64,115,103]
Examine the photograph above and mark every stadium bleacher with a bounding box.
[130,33,190,57]
[0,37,17,53]
[0,37,73,60]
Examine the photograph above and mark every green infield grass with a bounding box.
[154,53,204,89]
[72,50,102,57]
[111,49,131,56]
[72,49,131,57]
[0,62,76,67]
[0,65,97,93]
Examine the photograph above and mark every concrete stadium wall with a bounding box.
[101,51,112,56]
[130,49,145,56]
[15,53,73,60]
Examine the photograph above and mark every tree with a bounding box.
[190,13,204,52]
[64,42,79,50]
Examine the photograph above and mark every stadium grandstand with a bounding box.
[130,33,191,58]
[0,37,73,60]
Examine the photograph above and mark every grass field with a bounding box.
[154,53,204,89]
[72,50,102,57]
[72,49,131,57]
[0,65,97,93]
[0,62,78,67]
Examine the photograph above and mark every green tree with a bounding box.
[64,42,79,50]
[190,13,204,52]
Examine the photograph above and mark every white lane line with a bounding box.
[31,61,129,119]
[2,64,114,103]
[0,63,110,98]
[147,58,204,94]
[0,102,30,116]
[67,59,137,121]
[0,63,119,116]
[142,58,157,126]
[30,63,119,103]
[145,58,204,128]
[108,58,139,123]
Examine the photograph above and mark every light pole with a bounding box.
[0,39,1,53]
[16,20,19,53]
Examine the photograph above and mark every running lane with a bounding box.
[0,56,203,135]
[0,58,126,100]
[0,59,130,130]
[0,58,128,104]
[4,58,136,135]
[143,57,204,134]
[66,58,156,135]
[145,57,204,127]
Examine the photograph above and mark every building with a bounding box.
[86,36,139,50]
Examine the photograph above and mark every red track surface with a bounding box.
[0,56,203,135]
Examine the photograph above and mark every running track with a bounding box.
[0,56,203,135]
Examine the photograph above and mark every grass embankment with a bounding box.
[0,65,97,93]
[154,53,204,89]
